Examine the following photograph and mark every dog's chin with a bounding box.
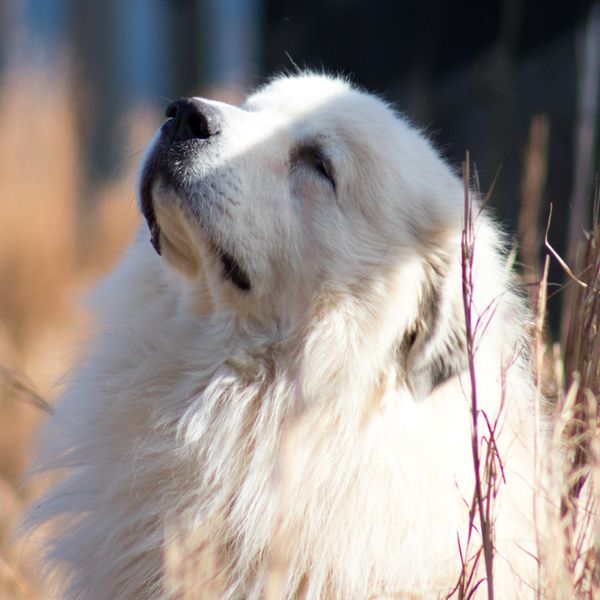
[141,179,251,292]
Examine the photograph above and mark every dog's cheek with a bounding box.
[289,181,319,250]
[293,177,318,209]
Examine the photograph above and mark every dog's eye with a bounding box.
[292,145,336,190]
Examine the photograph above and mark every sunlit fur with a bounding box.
[28,74,541,599]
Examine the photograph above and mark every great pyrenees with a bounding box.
[29,74,541,598]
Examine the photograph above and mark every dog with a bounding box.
[28,73,542,598]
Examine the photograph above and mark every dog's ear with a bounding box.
[397,255,468,399]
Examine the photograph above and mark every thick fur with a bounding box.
[28,74,541,598]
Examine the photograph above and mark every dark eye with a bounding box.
[292,145,336,190]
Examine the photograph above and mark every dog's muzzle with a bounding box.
[138,100,252,292]
[140,98,221,255]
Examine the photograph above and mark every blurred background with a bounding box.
[0,0,598,597]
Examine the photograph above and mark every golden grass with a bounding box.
[0,62,146,599]
[0,63,598,599]
[547,199,600,597]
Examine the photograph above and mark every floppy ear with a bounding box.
[398,252,468,399]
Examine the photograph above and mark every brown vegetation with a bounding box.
[0,63,145,599]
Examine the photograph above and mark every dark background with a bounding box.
[1,0,598,323]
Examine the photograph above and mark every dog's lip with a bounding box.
[219,249,251,291]
[139,165,162,255]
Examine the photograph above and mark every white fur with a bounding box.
[28,74,541,599]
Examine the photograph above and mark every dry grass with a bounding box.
[518,115,549,304]
[450,155,502,600]
[0,61,598,599]
[546,193,600,597]
[0,62,146,599]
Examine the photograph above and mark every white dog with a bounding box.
[29,74,542,599]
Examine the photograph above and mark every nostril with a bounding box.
[165,102,178,119]
[187,113,210,139]
[164,98,220,143]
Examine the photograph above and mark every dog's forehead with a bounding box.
[244,74,399,144]
[244,74,352,113]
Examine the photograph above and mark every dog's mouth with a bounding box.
[140,167,251,292]
[140,172,163,255]
[219,249,251,291]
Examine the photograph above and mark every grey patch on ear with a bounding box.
[397,259,468,399]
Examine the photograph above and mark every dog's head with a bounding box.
[139,74,472,396]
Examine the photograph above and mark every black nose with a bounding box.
[164,98,221,143]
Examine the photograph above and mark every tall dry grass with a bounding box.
[545,196,600,597]
[0,63,598,598]
[0,62,148,599]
